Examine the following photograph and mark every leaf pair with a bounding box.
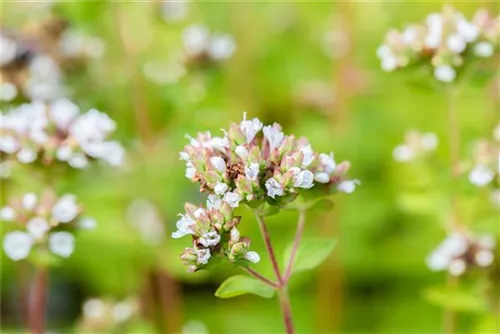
[215,238,336,299]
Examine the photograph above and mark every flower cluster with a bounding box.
[1,191,95,261]
[377,6,500,82]
[173,199,260,272]
[393,130,439,163]
[180,114,357,208]
[1,19,104,102]
[467,124,499,188]
[80,297,138,332]
[0,99,124,169]
[426,232,496,276]
[182,24,236,63]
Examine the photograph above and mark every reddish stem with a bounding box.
[255,214,283,285]
[243,267,278,288]
[283,210,306,282]
[29,267,48,334]
[277,287,295,334]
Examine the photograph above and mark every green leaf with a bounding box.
[284,238,337,274]
[215,275,275,299]
[423,285,487,313]
[309,198,335,213]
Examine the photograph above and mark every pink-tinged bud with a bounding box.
[235,145,249,160]
[204,170,222,185]
[223,217,241,231]
[279,135,295,156]
[184,203,198,217]
[230,241,248,257]
[335,161,351,176]
[228,123,245,145]
[180,252,197,262]
[248,146,262,163]
[220,202,233,222]
[235,175,253,194]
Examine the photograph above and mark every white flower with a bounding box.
[426,250,449,271]
[84,141,125,167]
[402,27,417,45]
[0,135,19,153]
[196,248,211,264]
[421,132,439,151]
[17,148,37,164]
[300,145,315,167]
[245,251,260,263]
[263,125,284,151]
[293,170,314,189]
[79,217,97,230]
[314,172,330,184]
[434,65,456,83]
[235,145,249,159]
[48,231,75,258]
[0,34,17,66]
[381,55,398,72]
[319,153,336,174]
[224,192,242,208]
[468,165,494,187]
[161,0,188,22]
[0,82,17,101]
[210,136,228,151]
[244,162,259,181]
[3,231,33,261]
[69,153,89,169]
[198,231,221,247]
[207,195,222,210]
[475,250,494,267]
[83,298,107,319]
[185,162,196,179]
[56,146,73,161]
[69,109,116,144]
[172,215,195,239]
[446,34,466,53]
[425,32,441,49]
[230,227,240,242]
[214,182,229,195]
[456,18,479,42]
[50,99,80,129]
[26,217,49,239]
[337,179,360,194]
[52,194,79,223]
[207,34,236,61]
[179,151,190,161]
[393,145,414,162]
[209,156,226,173]
[22,193,37,210]
[182,25,209,55]
[474,42,494,58]
[112,301,135,323]
[478,235,496,249]
[265,178,284,199]
[0,206,16,221]
[376,45,392,59]
[240,115,263,143]
[448,259,466,276]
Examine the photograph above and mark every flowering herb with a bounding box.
[0,99,124,170]
[1,191,95,262]
[175,113,357,333]
[377,6,499,82]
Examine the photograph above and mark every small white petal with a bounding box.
[26,217,49,239]
[22,193,37,211]
[0,206,17,221]
[210,156,226,173]
[3,231,33,261]
[475,250,494,267]
[214,182,229,195]
[448,259,466,276]
[245,251,260,263]
[48,231,75,258]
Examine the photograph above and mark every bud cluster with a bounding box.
[467,124,499,188]
[393,130,439,163]
[377,6,499,82]
[80,297,138,332]
[426,232,496,276]
[180,114,357,209]
[173,198,260,272]
[1,18,104,102]
[1,191,95,261]
[182,24,236,63]
[0,99,124,170]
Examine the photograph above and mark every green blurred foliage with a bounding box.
[1,1,499,333]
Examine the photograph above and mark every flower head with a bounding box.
[377,6,500,83]
[1,191,95,261]
[0,100,124,170]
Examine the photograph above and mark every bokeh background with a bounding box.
[1,1,499,333]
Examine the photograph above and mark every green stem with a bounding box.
[277,287,295,334]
